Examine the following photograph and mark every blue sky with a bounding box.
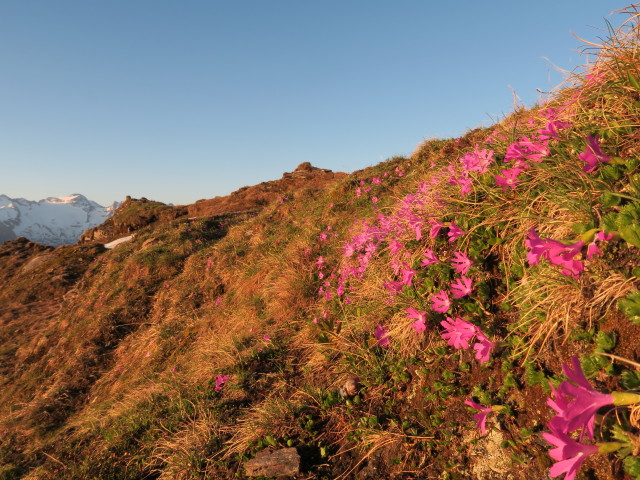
[0,1,627,206]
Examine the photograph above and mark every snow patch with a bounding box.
[104,235,133,249]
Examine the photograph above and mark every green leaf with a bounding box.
[619,224,640,248]
[595,331,616,352]
[611,423,633,445]
[629,174,640,196]
[621,369,640,390]
[628,71,640,90]
[600,191,622,207]
[619,291,640,324]
[623,456,640,478]
[602,212,619,233]
[601,164,623,181]
[580,355,600,379]
[615,204,640,249]
[524,362,547,387]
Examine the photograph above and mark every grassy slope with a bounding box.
[3,14,640,480]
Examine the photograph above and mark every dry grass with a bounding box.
[150,408,222,480]
[508,268,585,360]
[222,393,301,458]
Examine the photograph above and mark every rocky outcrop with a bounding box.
[79,196,187,245]
[186,163,345,218]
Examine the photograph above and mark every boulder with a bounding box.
[244,447,300,477]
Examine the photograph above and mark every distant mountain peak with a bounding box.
[0,193,119,246]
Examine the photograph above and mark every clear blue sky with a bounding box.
[0,1,627,206]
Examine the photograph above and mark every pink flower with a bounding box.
[406,307,427,334]
[460,145,495,173]
[343,242,356,258]
[449,172,473,195]
[450,275,473,298]
[525,229,585,279]
[586,231,614,260]
[431,290,451,313]
[374,324,390,348]
[495,167,524,190]
[586,243,601,260]
[383,281,404,295]
[546,240,585,279]
[316,256,324,269]
[447,222,465,242]
[319,232,328,242]
[595,231,615,242]
[421,248,439,267]
[400,267,416,286]
[542,422,599,480]
[451,251,473,275]
[389,240,404,256]
[429,218,445,238]
[464,399,494,435]
[440,316,477,349]
[472,331,496,363]
[524,228,548,266]
[550,357,614,439]
[372,196,379,204]
[579,135,610,173]
[215,374,229,391]
[391,259,402,275]
[537,118,571,142]
[458,176,473,195]
[508,136,549,162]
[372,177,381,184]
[411,220,423,240]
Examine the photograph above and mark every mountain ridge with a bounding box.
[0,193,119,246]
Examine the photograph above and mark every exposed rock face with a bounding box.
[0,222,17,244]
[244,447,300,477]
[186,163,345,218]
[79,197,187,245]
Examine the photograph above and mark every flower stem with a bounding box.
[597,442,624,454]
[612,391,640,406]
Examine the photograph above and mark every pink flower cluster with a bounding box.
[525,228,613,279]
[440,316,495,363]
[374,324,390,348]
[495,109,571,190]
[464,399,495,435]
[426,251,474,312]
[525,228,584,279]
[579,135,610,173]
[543,357,613,480]
[447,145,496,196]
[406,308,427,333]
[215,374,229,391]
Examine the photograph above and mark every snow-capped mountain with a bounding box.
[0,194,120,246]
